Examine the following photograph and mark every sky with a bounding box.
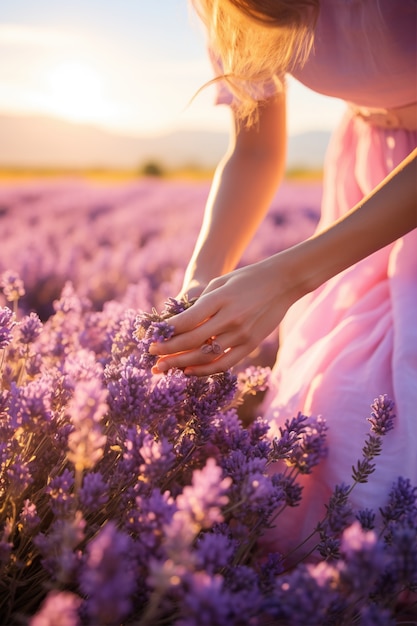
[0,0,347,138]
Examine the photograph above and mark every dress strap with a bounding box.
[349,102,417,131]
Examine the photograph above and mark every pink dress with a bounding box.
[217,0,417,554]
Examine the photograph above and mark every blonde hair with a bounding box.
[190,0,319,124]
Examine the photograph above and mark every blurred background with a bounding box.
[0,0,347,176]
[0,0,326,341]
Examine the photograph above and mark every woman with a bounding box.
[150,0,417,551]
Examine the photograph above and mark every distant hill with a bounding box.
[0,113,330,171]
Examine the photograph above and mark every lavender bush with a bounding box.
[0,180,416,624]
[0,274,416,626]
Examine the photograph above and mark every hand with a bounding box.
[150,256,298,376]
[176,277,208,303]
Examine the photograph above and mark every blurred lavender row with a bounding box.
[0,178,321,318]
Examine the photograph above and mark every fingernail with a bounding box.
[152,361,168,374]
[148,343,157,355]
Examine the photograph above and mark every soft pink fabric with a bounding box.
[292,0,417,109]
[262,115,417,554]
[213,0,417,554]
[214,0,417,109]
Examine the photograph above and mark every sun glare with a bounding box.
[43,61,107,123]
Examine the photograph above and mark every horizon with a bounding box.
[0,110,332,173]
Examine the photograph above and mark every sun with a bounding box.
[43,60,106,123]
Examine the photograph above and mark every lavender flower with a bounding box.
[222,452,285,530]
[79,471,109,510]
[175,571,234,626]
[259,552,285,593]
[125,488,176,562]
[106,354,151,423]
[145,369,187,418]
[162,296,196,316]
[321,483,353,534]
[79,522,136,624]
[236,365,271,398]
[146,319,175,343]
[210,409,251,454]
[270,411,311,460]
[338,521,387,595]
[8,376,53,429]
[194,531,236,574]
[271,473,303,507]
[262,561,339,624]
[19,499,41,532]
[109,308,140,359]
[0,221,414,626]
[17,312,43,345]
[35,512,86,583]
[368,394,396,435]
[62,349,104,389]
[52,281,85,315]
[380,476,417,524]
[6,456,33,497]
[285,414,328,475]
[1,270,25,303]
[0,306,15,349]
[66,379,108,472]
[46,469,75,517]
[139,433,176,481]
[174,458,231,533]
[356,508,376,531]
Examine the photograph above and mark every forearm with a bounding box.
[182,94,287,290]
[279,147,417,299]
[184,149,285,280]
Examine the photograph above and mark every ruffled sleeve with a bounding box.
[208,48,281,108]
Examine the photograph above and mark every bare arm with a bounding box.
[287,145,417,297]
[180,92,287,296]
[152,145,416,377]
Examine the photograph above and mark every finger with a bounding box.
[150,330,231,371]
[151,347,224,374]
[169,293,221,335]
[152,341,248,377]
[149,311,226,356]
[183,345,249,376]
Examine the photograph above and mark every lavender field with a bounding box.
[0,178,322,318]
[1,177,416,625]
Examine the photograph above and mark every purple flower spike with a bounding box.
[7,456,33,497]
[176,458,231,531]
[338,521,387,596]
[18,312,43,345]
[285,414,328,474]
[79,522,136,624]
[19,499,41,532]
[368,395,395,435]
[79,472,109,510]
[237,365,271,395]
[8,376,53,429]
[67,379,108,472]
[380,476,417,523]
[146,320,175,343]
[1,270,25,302]
[0,306,16,349]
[178,571,234,626]
[46,468,75,517]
